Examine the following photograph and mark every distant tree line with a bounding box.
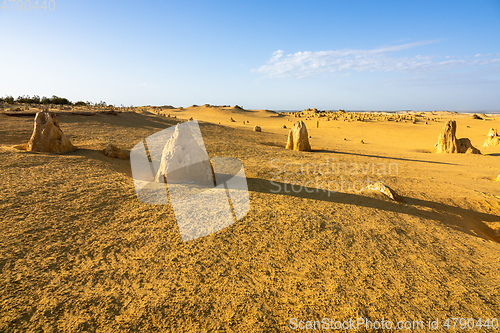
[0,95,114,108]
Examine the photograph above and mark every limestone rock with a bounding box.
[470,114,483,120]
[484,128,500,147]
[155,123,214,186]
[229,117,235,122]
[253,125,261,132]
[102,143,127,160]
[436,120,481,154]
[27,111,77,154]
[362,182,396,200]
[437,120,458,153]
[484,136,500,147]
[495,174,500,182]
[457,138,481,154]
[286,121,311,151]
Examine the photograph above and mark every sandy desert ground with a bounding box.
[1,104,499,332]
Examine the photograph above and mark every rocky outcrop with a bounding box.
[484,128,500,147]
[102,143,127,160]
[27,111,77,154]
[436,120,481,154]
[457,138,481,154]
[286,121,311,151]
[436,120,459,153]
[362,182,397,200]
[155,123,214,186]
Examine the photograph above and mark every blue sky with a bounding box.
[1,0,499,111]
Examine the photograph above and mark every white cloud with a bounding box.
[254,41,500,78]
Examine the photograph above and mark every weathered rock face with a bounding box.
[286,121,311,151]
[155,123,214,186]
[436,120,481,154]
[362,182,397,200]
[457,138,481,154]
[436,120,459,153]
[102,143,127,160]
[27,111,77,154]
[484,128,500,147]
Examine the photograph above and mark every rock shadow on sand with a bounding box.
[312,149,459,166]
[246,177,500,243]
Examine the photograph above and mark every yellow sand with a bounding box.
[0,105,499,331]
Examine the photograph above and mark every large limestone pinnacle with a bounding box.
[436,120,480,154]
[155,123,214,186]
[27,111,77,154]
[286,121,311,151]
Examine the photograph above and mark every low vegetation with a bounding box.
[0,95,113,108]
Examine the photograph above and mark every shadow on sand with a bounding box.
[311,149,459,166]
[246,177,500,243]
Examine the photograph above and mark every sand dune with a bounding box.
[0,105,499,331]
